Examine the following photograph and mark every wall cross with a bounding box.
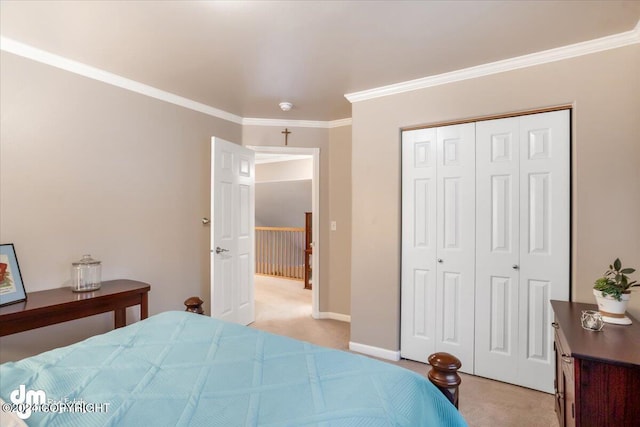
[281,128,291,146]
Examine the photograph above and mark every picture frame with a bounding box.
[0,243,27,306]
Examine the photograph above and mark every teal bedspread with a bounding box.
[0,311,467,426]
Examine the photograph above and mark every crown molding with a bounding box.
[0,36,352,129]
[328,118,353,128]
[0,36,244,124]
[345,21,640,103]
[5,18,637,125]
[242,117,352,128]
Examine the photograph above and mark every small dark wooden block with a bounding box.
[428,352,462,408]
[184,296,204,314]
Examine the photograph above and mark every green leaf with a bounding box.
[594,277,609,286]
[614,258,621,271]
[621,268,635,274]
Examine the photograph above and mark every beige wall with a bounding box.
[351,45,640,350]
[256,158,313,183]
[328,125,352,315]
[243,125,352,316]
[255,180,311,228]
[0,52,241,361]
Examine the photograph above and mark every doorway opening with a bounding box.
[247,146,320,319]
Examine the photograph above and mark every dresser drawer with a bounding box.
[554,326,574,383]
[554,326,576,427]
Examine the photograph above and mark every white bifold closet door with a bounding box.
[401,109,569,392]
[474,110,569,393]
[401,123,476,373]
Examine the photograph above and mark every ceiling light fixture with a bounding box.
[279,102,293,111]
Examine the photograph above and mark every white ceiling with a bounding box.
[1,1,639,122]
[255,152,311,165]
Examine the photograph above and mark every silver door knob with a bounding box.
[215,247,229,254]
[512,264,519,270]
[437,258,443,263]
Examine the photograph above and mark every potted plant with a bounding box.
[593,258,638,325]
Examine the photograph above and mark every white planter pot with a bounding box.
[593,289,632,325]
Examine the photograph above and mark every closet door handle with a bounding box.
[437,259,443,263]
[512,264,519,270]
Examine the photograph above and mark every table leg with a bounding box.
[114,308,126,328]
[141,292,148,319]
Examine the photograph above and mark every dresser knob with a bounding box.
[551,322,559,329]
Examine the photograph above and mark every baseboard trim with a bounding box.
[317,312,351,322]
[349,341,400,361]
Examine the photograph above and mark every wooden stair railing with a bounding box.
[304,212,312,290]
[255,226,305,280]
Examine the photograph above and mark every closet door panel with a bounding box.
[436,123,475,373]
[475,117,520,383]
[401,129,438,362]
[518,110,570,393]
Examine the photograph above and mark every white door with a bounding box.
[211,137,255,325]
[401,123,475,372]
[475,117,521,384]
[517,110,570,392]
[435,123,476,372]
[475,110,569,393]
[401,128,438,362]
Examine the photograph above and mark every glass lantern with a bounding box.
[71,254,102,292]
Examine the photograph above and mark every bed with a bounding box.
[0,311,467,426]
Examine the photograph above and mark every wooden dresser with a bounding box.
[551,300,640,427]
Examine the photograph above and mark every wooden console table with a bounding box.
[0,279,150,337]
